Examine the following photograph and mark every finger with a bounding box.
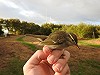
[47,49,64,64]
[27,50,47,65]
[43,45,52,55]
[54,64,70,75]
[23,50,47,70]
[52,51,70,72]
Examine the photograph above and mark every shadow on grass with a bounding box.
[70,59,100,75]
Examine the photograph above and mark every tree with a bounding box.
[30,23,40,34]
[76,23,99,38]
[20,21,28,34]
[0,18,4,24]
[41,23,62,35]
[8,19,21,35]
[96,25,100,35]
[0,25,4,35]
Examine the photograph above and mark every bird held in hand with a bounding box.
[41,31,79,50]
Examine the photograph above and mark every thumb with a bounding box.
[24,50,47,67]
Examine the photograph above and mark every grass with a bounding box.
[78,40,100,48]
[16,36,36,51]
[0,58,25,75]
[16,36,25,42]
[1,59,100,75]
[70,59,100,75]
[0,36,37,75]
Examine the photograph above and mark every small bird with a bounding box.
[41,31,79,50]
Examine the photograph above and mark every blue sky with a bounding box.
[0,0,100,25]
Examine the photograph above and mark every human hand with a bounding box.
[23,46,70,75]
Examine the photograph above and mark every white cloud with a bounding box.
[19,10,45,19]
[19,10,35,17]
[0,0,19,9]
[47,17,58,24]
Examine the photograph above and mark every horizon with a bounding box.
[0,17,100,26]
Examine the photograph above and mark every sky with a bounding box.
[0,0,100,25]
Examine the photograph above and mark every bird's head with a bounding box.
[67,33,80,49]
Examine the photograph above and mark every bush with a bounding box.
[59,23,99,38]
[76,23,99,38]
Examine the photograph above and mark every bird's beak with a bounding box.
[75,44,80,49]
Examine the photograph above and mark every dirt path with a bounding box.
[0,36,34,70]
[66,46,100,61]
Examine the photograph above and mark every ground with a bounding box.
[0,36,34,70]
[0,35,100,75]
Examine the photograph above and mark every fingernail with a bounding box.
[47,55,57,64]
[55,63,62,72]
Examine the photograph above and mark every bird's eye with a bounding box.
[57,39,63,44]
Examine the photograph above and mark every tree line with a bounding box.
[0,18,100,38]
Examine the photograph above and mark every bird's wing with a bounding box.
[25,34,48,41]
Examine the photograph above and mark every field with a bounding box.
[0,35,100,75]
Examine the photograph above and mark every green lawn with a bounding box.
[78,39,100,48]
[16,36,37,51]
